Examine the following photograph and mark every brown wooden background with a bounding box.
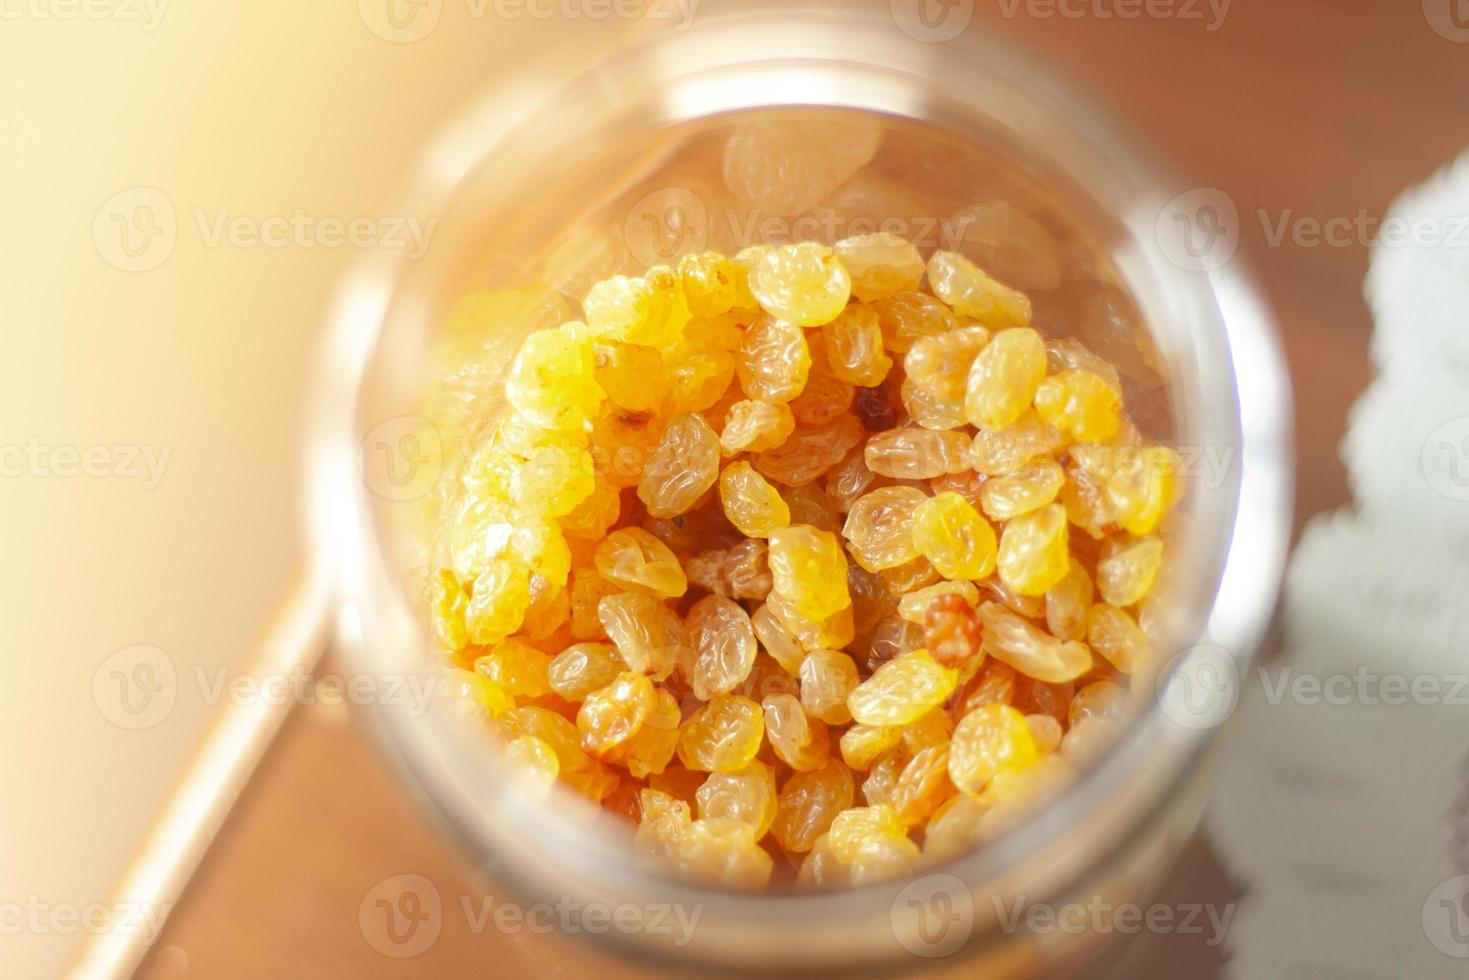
[134,2,1469,977]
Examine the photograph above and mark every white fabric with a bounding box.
[1207,152,1469,977]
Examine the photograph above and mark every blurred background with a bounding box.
[2,1,1466,977]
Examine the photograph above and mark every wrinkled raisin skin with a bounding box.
[923,593,983,669]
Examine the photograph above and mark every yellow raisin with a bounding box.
[547,642,623,701]
[1084,603,1148,673]
[980,458,1066,522]
[473,639,552,698]
[977,601,1093,683]
[926,250,1031,328]
[834,232,925,301]
[843,486,929,571]
[820,302,894,386]
[504,324,604,431]
[751,602,806,675]
[619,688,683,778]
[677,695,765,773]
[897,581,980,623]
[1096,534,1164,607]
[964,326,1047,430]
[910,492,998,581]
[968,412,1065,475]
[637,412,720,518]
[695,760,778,838]
[578,671,656,757]
[904,325,990,404]
[583,268,691,348]
[869,291,959,353]
[597,592,684,680]
[948,704,1040,798]
[1044,560,1094,642]
[772,760,856,853]
[594,526,688,598]
[1034,369,1122,444]
[465,558,533,644]
[753,413,865,486]
[736,315,812,403]
[768,524,853,622]
[761,692,831,771]
[720,399,795,454]
[996,502,1070,596]
[827,804,909,864]
[677,251,741,318]
[593,341,668,413]
[847,649,959,726]
[798,649,861,725]
[864,427,970,479]
[748,242,852,326]
[687,595,758,700]
[839,723,904,771]
[720,462,793,538]
[889,744,954,827]
[504,735,560,793]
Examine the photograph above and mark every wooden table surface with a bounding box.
[135,3,1469,977]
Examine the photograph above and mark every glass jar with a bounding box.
[309,6,1292,975]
